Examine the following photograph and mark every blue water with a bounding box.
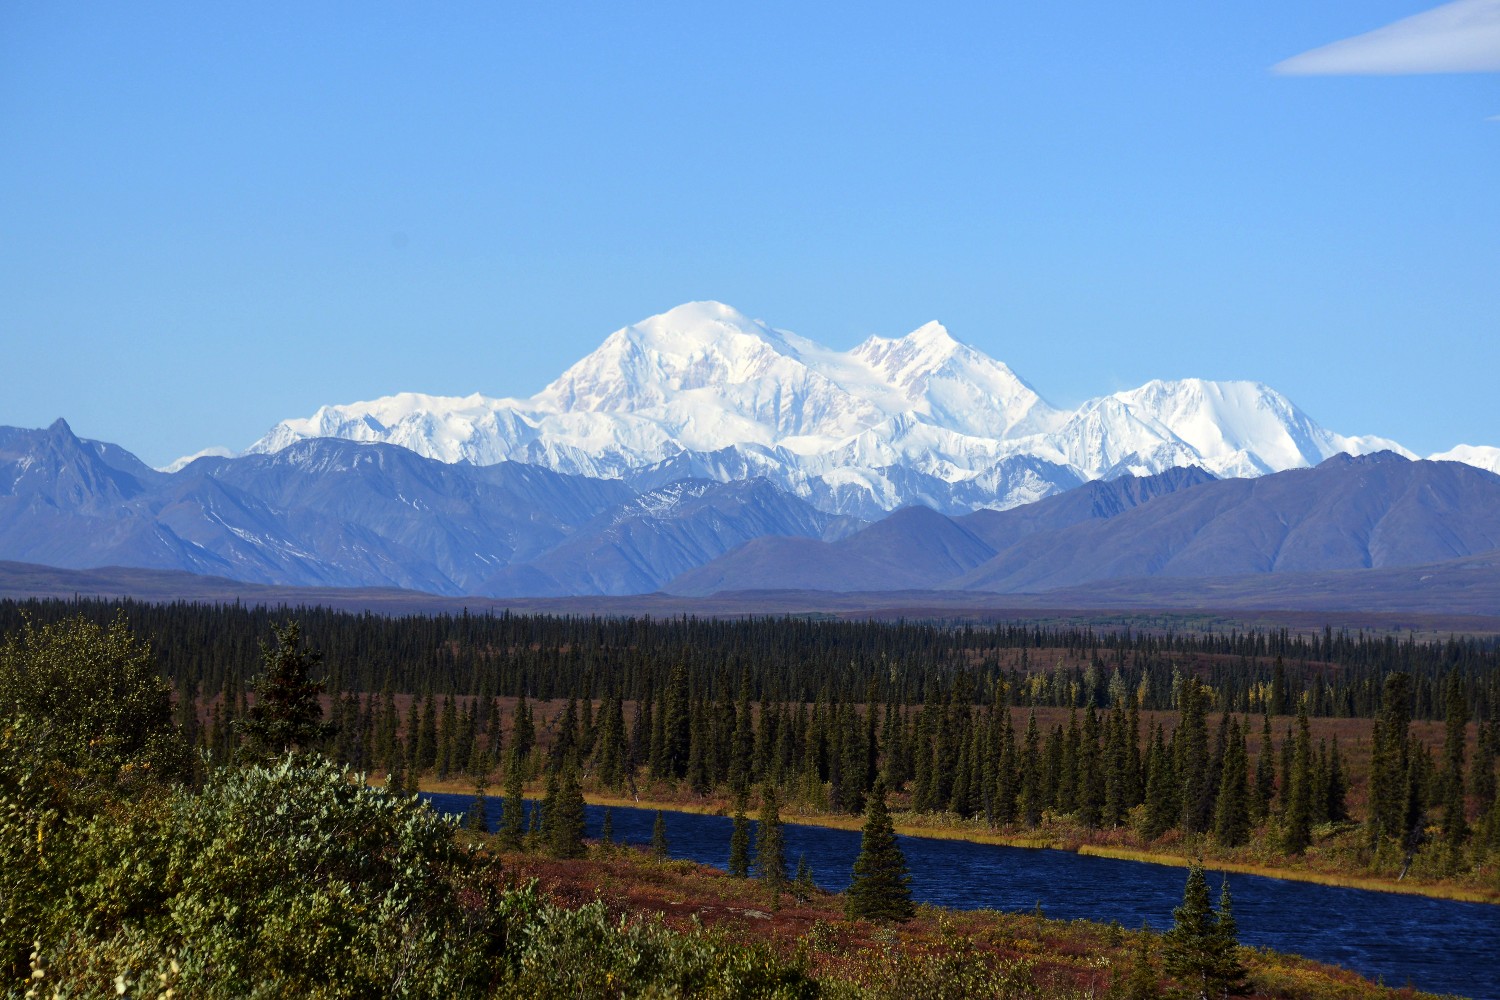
[426,793,1500,1000]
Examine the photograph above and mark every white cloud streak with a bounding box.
[1275,0,1500,75]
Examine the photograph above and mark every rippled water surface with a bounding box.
[426,793,1500,999]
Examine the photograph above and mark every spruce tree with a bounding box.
[1325,737,1348,824]
[1018,711,1044,827]
[1281,704,1313,855]
[1470,720,1496,819]
[1213,717,1250,848]
[1440,668,1470,850]
[651,809,670,858]
[1162,863,1247,1000]
[1251,713,1275,825]
[1177,678,1213,835]
[1124,926,1161,1000]
[464,780,490,833]
[600,807,614,849]
[754,783,788,896]
[728,796,752,877]
[434,694,457,779]
[1210,877,1250,997]
[416,694,439,775]
[539,767,560,844]
[845,778,914,921]
[595,694,627,790]
[500,756,526,849]
[793,854,817,902]
[240,621,333,757]
[1142,726,1175,841]
[548,764,587,858]
[511,692,535,775]
[1368,673,1412,845]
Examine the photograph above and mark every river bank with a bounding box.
[492,843,1448,1000]
[413,776,1498,905]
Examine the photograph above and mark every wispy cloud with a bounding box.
[1275,0,1500,75]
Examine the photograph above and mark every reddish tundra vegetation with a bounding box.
[495,842,1448,1000]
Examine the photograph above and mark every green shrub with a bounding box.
[18,756,505,999]
[498,890,817,999]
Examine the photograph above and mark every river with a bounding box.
[424,793,1499,999]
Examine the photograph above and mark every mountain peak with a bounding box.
[902,319,957,347]
[243,303,1489,515]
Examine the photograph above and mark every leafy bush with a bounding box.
[18,756,505,999]
[498,890,817,999]
[0,614,187,803]
[0,615,189,982]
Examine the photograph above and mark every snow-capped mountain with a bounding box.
[247,301,1417,515]
[1430,444,1500,476]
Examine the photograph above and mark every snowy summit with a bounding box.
[247,301,1421,516]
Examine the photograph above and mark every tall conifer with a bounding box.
[846,778,914,921]
[754,782,787,897]
[729,795,752,878]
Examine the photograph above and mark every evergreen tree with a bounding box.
[1177,678,1213,835]
[1162,862,1248,1000]
[239,621,333,757]
[526,793,543,841]
[651,809,670,858]
[1124,926,1161,1000]
[1251,713,1275,825]
[1368,673,1412,845]
[434,694,457,779]
[793,854,817,902]
[548,764,587,858]
[1210,877,1250,997]
[663,663,692,778]
[500,756,526,849]
[729,671,755,796]
[539,767,560,843]
[728,795,752,878]
[1440,668,1470,850]
[1282,703,1313,855]
[1076,706,1104,828]
[1470,720,1496,819]
[464,780,490,833]
[1018,711,1044,827]
[594,693,627,790]
[416,694,439,775]
[1142,725,1175,841]
[600,806,614,849]
[1213,717,1250,848]
[1325,737,1348,824]
[754,783,788,896]
[845,778,914,921]
[511,692,535,776]
[551,694,579,773]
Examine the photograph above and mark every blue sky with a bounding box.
[2,1,1496,467]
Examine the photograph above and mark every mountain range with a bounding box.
[5,417,1500,610]
[667,453,1500,595]
[6,300,1499,609]
[245,301,1477,518]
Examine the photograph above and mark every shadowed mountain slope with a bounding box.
[668,467,1216,594]
[671,455,1500,596]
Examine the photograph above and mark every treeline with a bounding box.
[261,656,1499,865]
[3,597,1499,720]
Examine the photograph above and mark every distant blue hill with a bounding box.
[5,420,1499,610]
